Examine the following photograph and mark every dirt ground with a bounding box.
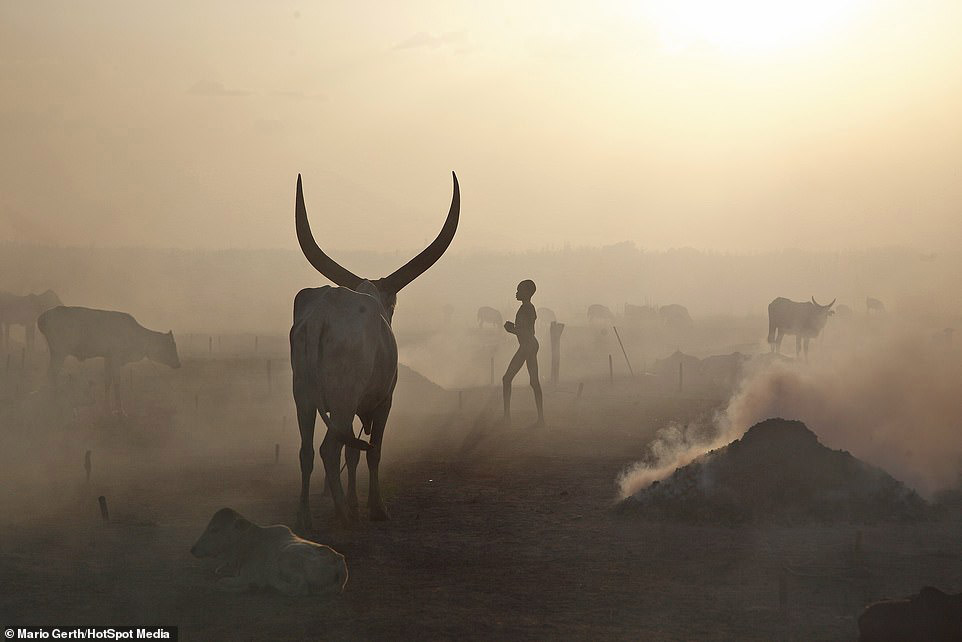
[1,350,961,641]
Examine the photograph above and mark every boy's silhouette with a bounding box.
[502,279,544,427]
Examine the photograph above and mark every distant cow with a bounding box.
[866,297,886,315]
[477,306,503,328]
[858,586,962,641]
[0,290,62,351]
[659,304,693,328]
[587,304,615,324]
[38,306,180,408]
[624,303,658,324]
[767,297,835,358]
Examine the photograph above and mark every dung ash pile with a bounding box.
[618,418,929,523]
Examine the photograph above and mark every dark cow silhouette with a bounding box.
[0,290,62,351]
[858,586,962,641]
[587,304,615,324]
[866,297,886,315]
[291,172,459,528]
[659,303,693,328]
[476,306,503,328]
[767,297,835,358]
[38,306,180,408]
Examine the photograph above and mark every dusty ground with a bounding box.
[1,350,960,641]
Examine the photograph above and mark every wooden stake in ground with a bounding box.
[611,326,634,376]
[549,322,565,385]
[84,450,92,482]
[98,496,109,522]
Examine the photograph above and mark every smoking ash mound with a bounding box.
[617,418,929,523]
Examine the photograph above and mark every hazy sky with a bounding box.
[2,1,961,252]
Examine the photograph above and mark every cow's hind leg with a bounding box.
[319,410,353,525]
[295,400,317,532]
[367,402,392,521]
[345,420,363,521]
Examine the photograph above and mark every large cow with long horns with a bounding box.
[291,172,459,528]
[767,296,835,358]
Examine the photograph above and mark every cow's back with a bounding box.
[291,287,397,414]
[38,306,143,362]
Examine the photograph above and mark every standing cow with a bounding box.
[37,306,180,409]
[0,290,62,352]
[476,306,503,329]
[767,297,835,358]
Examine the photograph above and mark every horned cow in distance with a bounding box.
[767,296,835,359]
[291,172,459,529]
[37,306,180,409]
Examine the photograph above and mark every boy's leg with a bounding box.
[525,350,544,425]
[502,349,526,424]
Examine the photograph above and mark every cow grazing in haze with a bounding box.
[0,290,62,352]
[659,303,693,328]
[37,306,180,408]
[767,297,835,358]
[291,172,459,528]
[587,304,615,324]
[866,297,886,315]
[476,306,503,329]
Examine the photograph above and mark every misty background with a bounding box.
[2,1,962,253]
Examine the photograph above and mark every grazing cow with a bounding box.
[191,508,348,597]
[0,290,62,351]
[37,306,180,408]
[291,172,459,528]
[659,303,693,328]
[624,303,658,324]
[587,304,615,324]
[866,297,886,315]
[476,306,503,328]
[858,586,962,641]
[767,297,835,358]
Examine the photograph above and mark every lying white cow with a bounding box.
[191,508,348,596]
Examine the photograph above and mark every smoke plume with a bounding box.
[619,322,962,499]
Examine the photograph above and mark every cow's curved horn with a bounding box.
[812,297,836,309]
[380,172,460,292]
[295,174,363,289]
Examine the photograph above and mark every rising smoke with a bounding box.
[618,320,962,500]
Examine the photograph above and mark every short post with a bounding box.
[98,495,109,522]
[778,568,788,619]
[274,443,280,464]
[608,354,614,385]
[208,336,212,354]
[549,322,565,385]
[84,450,92,482]
[678,361,684,392]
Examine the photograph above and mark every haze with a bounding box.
[3,0,962,252]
